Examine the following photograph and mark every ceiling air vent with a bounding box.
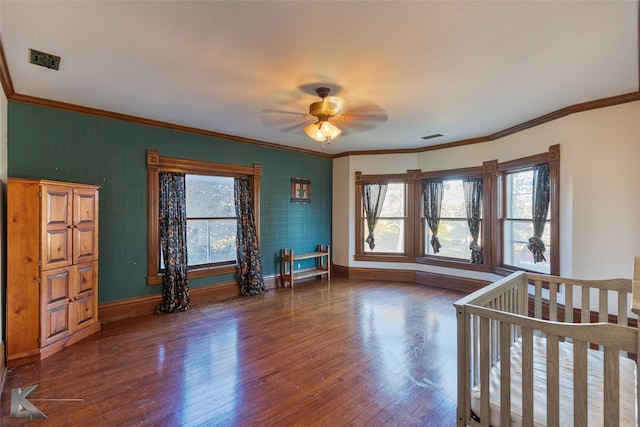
[29,49,61,70]
[421,133,443,140]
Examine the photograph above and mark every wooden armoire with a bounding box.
[7,178,100,367]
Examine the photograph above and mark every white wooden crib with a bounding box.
[454,257,640,426]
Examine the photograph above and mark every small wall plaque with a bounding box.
[291,178,311,203]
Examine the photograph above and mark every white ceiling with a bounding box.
[1,1,638,155]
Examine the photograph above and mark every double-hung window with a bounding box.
[498,146,559,275]
[363,182,406,254]
[502,168,551,274]
[355,172,418,261]
[424,179,480,261]
[147,150,261,285]
[185,175,237,268]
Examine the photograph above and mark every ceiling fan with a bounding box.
[261,86,388,148]
[303,87,345,147]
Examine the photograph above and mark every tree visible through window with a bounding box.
[147,150,261,285]
[185,175,237,267]
[354,145,558,274]
[364,182,405,253]
[425,179,478,260]
[503,169,551,274]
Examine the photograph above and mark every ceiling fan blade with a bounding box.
[342,101,389,123]
[338,121,381,133]
[260,108,307,130]
[280,122,306,132]
[342,112,388,123]
[261,108,304,116]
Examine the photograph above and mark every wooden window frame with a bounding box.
[495,144,560,276]
[146,150,262,285]
[418,165,491,272]
[355,145,560,276]
[354,170,421,263]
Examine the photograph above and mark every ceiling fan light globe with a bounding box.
[320,121,333,135]
[320,121,341,140]
[305,120,342,143]
[304,122,326,142]
[328,125,342,139]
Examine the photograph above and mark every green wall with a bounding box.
[7,102,332,303]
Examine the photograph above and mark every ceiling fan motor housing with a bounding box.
[309,86,340,119]
[309,100,338,119]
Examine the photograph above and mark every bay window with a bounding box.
[354,145,559,276]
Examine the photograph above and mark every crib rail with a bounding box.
[455,266,639,427]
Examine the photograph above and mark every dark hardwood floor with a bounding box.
[0,278,465,426]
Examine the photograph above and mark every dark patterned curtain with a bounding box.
[423,180,444,253]
[527,163,550,263]
[362,183,388,250]
[156,172,190,313]
[235,177,267,296]
[463,179,483,264]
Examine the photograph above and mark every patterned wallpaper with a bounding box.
[7,102,332,302]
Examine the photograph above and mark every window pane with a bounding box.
[425,219,478,259]
[187,219,236,265]
[364,219,404,253]
[379,183,405,217]
[184,174,237,268]
[505,171,533,219]
[503,219,550,273]
[186,175,235,217]
[362,182,405,253]
[423,179,480,259]
[440,180,466,218]
[503,168,551,273]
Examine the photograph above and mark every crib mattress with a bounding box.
[470,336,637,427]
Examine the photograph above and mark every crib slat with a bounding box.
[521,328,534,426]
[598,289,609,351]
[534,281,543,320]
[574,339,588,425]
[456,306,470,427]
[618,291,629,358]
[581,287,590,323]
[565,283,573,323]
[618,291,628,326]
[604,347,620,425]
[549,281,558,321]
[480,317,491,427]
[473,316,479,385]
[492,318,498,367]
[499,322,511,427]
[519,277,528,316]
[599,288,608,323]
[546,333,560,426]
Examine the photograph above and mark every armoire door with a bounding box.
[40,266,73,347]
[41,185,73,270]
[73,187,99,264]
[73,261,98,331]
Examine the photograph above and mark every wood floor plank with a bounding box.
[0,278,465,426]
